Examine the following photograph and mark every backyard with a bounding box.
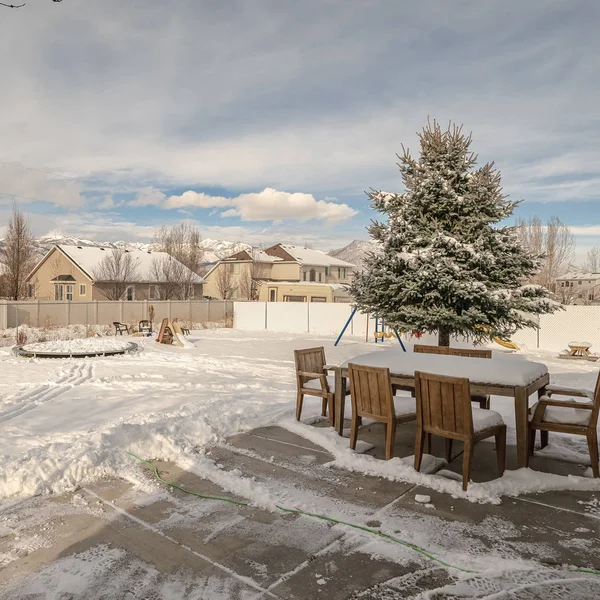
[0,328,599,598]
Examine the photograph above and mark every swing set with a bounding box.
[334,307,406,351]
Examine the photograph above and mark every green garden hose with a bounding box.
[126,451,600,578]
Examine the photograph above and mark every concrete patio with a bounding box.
[1,423,599,599]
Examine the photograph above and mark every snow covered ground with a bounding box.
[0,329,599,505]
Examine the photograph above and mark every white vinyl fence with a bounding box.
[0,299,233,330]
[234,302,600,352]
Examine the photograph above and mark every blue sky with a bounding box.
[0,0,599,258]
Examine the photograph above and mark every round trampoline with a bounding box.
[13,339,140,359]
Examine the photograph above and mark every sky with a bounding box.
[0,0,599,259]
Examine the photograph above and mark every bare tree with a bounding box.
[556,282,578,305]
[152,222,204,299]
[216,264,234,299]
[515,216,575,289]
[238,249,268,300]
[585,247,600,272]
[93,248,139,300]
[0,205,36,300]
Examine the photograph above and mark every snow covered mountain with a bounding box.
[0,233,251,267]
[329,239,376,270]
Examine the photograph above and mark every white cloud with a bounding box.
[129,186,166,207]
[0,164,84,208]
[165,187,357,222]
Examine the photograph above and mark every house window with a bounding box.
[303,271,307,281]
[125,286,135,301]
[269,289,277,302]
[54,285,64,301]
[318,272,322,282]
[311,296,327,302]
[560,282,565,287]
[325,267,330,277]
[284,295,306,302]
[579,281,582,285]
[149,285,160,300]
[66,285,74,301]
[340,268,347,279]
[79,284,86,297]
[309,269,316,282]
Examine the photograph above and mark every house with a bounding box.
[202,243,355,302]
[26,245,204,301]
[555,272,600,304]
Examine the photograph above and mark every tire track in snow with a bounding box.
[0,362,94,424]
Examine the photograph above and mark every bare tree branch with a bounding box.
[216,263,234,299]
[0,205,36,300]
[238,248,268,300]
[93,248,139,300]
[585,247,600,272]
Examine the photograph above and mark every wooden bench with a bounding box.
[113,322,129,336]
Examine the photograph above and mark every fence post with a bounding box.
[306,302,310,333]
[120,300,124,323]
[537,314,540,348]
[36,299,41,328]
[94,300,99,326]
[264,301,268,330]
[144,299,148,320]
[66,301,71,326]
[168,300,172,321]
[188,298,192,325]
[207,300,211,323]
[0,300,6,330]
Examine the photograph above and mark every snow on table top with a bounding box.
[22,337,133,354]
[341,350,548,387]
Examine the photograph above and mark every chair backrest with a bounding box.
[294,347,326,387]
[590,371,600,430]
[448,348,492,359]
[348,363,394,422]
[415,371,473,437]
[414,344,450,355]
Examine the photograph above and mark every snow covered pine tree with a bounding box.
[350,119,559,346]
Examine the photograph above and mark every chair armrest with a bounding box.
[537,398,594,410]
[323,364,337,371]
[545,384,594,400]
[298,371,329,391]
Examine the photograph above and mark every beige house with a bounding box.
[203,243,355,302]
[555,272,600,305]
[26,245,204,301]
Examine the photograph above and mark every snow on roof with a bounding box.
[57,245,204,283]
[258,280,349,290]
[279,244,355,268]
[556,272,600,281]
[222,250,283,263]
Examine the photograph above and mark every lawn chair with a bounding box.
[529,374,600,478]
[113,322,129,335]
[413,344,492,409]
[348,363,416,460]
[138,320,152,336]
[294,347,348,426]
[414,371,506,491]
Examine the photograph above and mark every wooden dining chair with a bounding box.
[529,374,600,478]
[413,345,492,409]
[414,371,506,491]
[294,347,349,425]
[348,363,416,460]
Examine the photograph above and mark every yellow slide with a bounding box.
[493,337,519,351]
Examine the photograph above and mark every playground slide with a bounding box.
[493,337,519,351]
[171,321,195,348]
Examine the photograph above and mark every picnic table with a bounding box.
[332,350,549,468]
[567,342,593,357]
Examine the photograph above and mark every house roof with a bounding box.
[258,280,349,290]
[268,244,355,268]
[51,274,76,282]
[30,245,204,284]
[556,272,600,281]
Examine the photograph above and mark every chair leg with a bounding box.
[349,413,359,450]
[587,430,599,478]
[295,392,304,421]
[462,441,473,491]
[414,428,425,472]
[529,428,536,456]
[496,426,507,476]
[445,439,453,463]
[480,397,490,410]
[321,398,327,418]
[424,433,432,455]
[540,430,549,449]
[385,419,397,460]
[327,394,334,427]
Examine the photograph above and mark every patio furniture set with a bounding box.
[294,344,600,490]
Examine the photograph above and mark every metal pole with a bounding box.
[334,306,357,346]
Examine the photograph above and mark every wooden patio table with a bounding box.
[333,350,549,468]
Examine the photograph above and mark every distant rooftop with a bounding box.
[556,272,600,281]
